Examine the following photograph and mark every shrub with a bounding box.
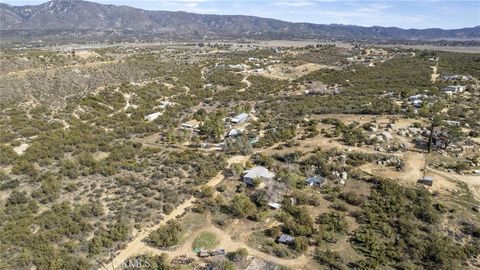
[293,236,309,253]
[339,192,364,206]
[147,221,181,248]
[229,195,256,218]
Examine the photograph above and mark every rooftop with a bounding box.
[243,166,275,180]
[278,234,294,243]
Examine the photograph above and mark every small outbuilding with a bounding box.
[278,234,295,245]
[418,176,434,186]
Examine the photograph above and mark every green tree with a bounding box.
[293,236,309,253]
[147,221,181,248]
[230,195,256,218]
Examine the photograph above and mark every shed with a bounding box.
[418,176,434,186]
[242,166,275,186]
[278,234,295,245]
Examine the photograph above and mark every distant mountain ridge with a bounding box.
[1,0,479,43]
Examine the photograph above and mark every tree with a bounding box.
[442,125,465,149]
[199,112,225,142]
[250,189,268,208]
[293,236,309,252]
[227,247,249,262]
[230,195,256,218]
[315,249,345,270]
[147,221,182,248]
[32,174,62,203]
[224,137,253,155]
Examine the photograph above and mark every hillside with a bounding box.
[1,0,479,44]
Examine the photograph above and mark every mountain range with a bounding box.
[1,0,479,44]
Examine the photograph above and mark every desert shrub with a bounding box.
[88,219,131,254]
[229,195,256,218]
[351,180,473,269]
[277,203,314,236]
[0,145,17,165]
[146,221,181,248]
[314,249,345,270]
[293,236,309,252]
[32,174,62,203]
[339,192,364,206]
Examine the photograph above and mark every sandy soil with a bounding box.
[426,167,480,202]
[13,143,29,155]
[259,63,325,81]
[431,58,439,82]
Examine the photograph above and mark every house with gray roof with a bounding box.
[278,234,295,245]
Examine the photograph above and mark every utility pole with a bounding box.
[427,120,435,154]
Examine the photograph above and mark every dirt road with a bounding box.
[136,223,313,269]
[431,58,439,82]
[110,155,250,269]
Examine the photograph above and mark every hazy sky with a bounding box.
[3,0,480,29]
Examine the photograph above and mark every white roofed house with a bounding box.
[242,166,275,186]
[231,113,249,124]
[144,112,162,121]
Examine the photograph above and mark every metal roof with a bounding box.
[278,234,294,243]
[243,166,275,180]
